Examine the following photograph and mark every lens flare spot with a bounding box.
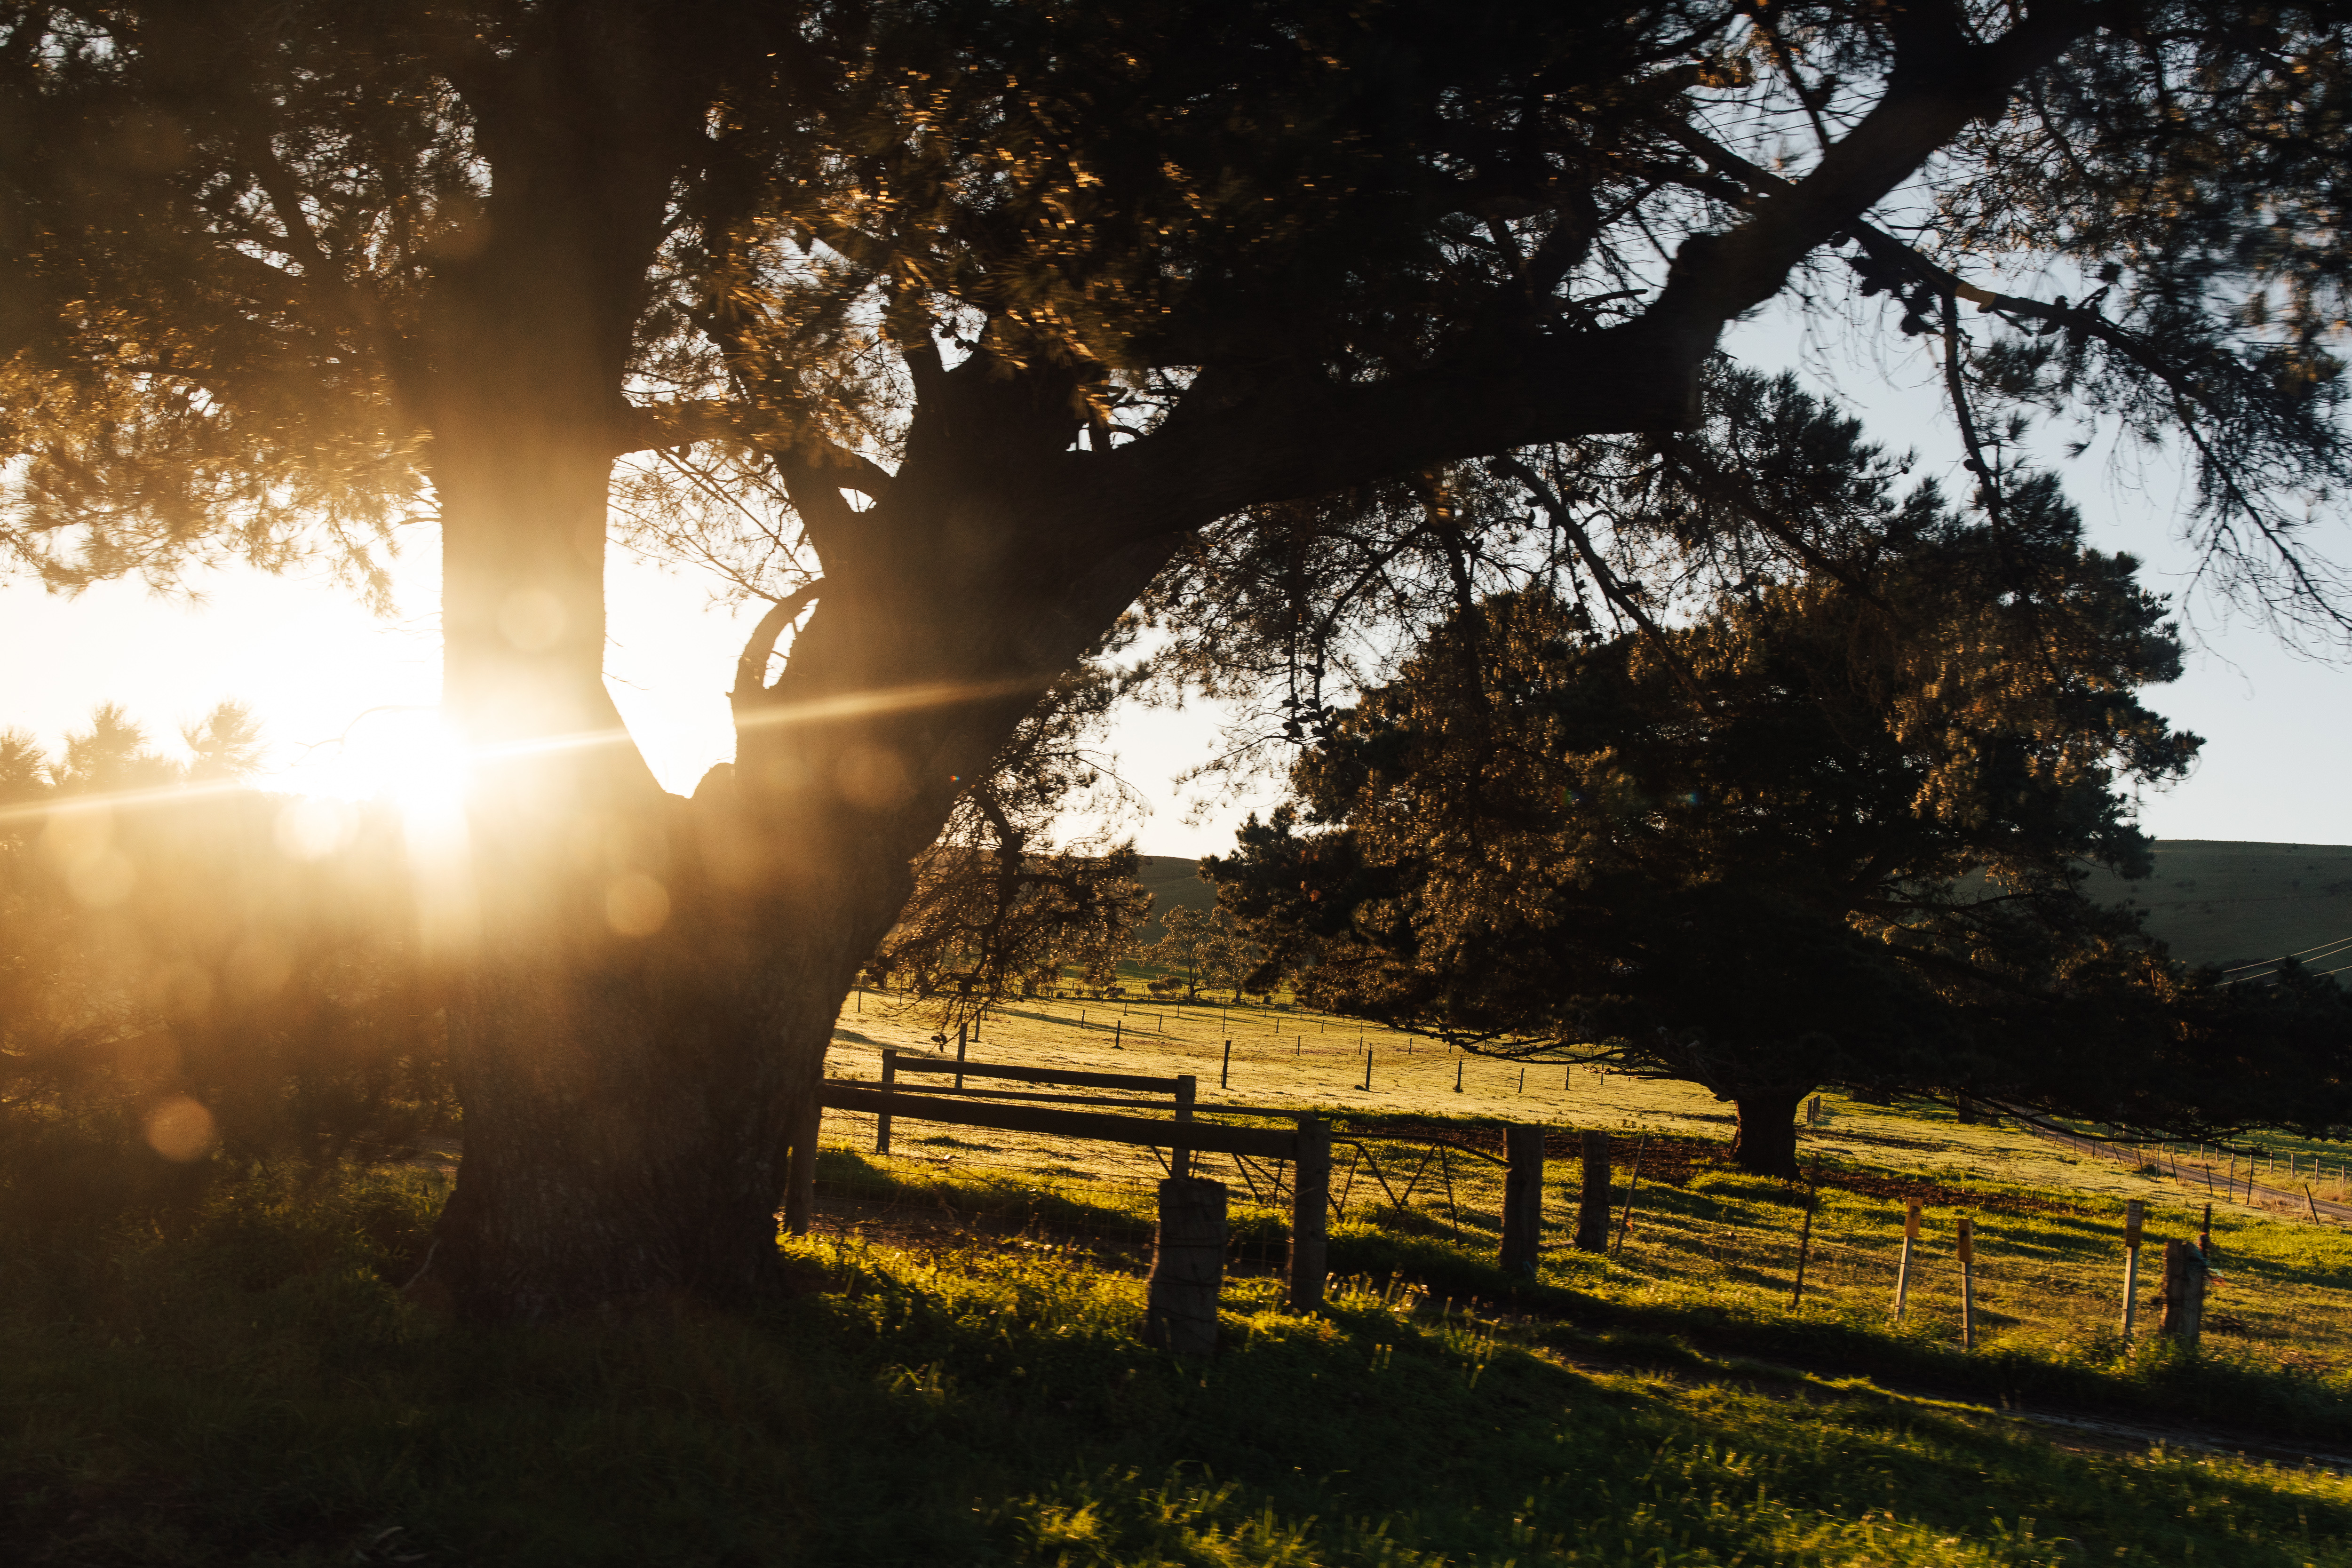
[275,796,355,861]
[835,744,913,811]
[225,936,293,1001]
[143,1096,217,1162]
[605,873,671,937]
[497,588,569,652]
[40,809,136,906]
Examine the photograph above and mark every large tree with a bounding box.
[6,1,2352,1315]
[1207,452,2352,1174]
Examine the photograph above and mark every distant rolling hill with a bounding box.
[1132,854,1218,944]
[2080,840,2352,972]
[1134,841,2352,976]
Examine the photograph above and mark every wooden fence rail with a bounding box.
[797,1061,1333,1316]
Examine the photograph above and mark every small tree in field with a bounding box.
[1137,906,1253,1003]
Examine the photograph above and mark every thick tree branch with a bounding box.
[729,577,825,700]
[1050,14,2103,559]
[606,398,739,455]
[1644,3,2098,333]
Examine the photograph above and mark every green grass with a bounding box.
[826,988,2352,1380]
[6,1160,2352,1566]
[5,969,2347,1563]
[805,1132,2352,1446]
[1132,854,1220,945]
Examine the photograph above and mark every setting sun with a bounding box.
[309,706,471,816]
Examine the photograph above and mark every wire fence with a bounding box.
[800,1100,2347,1363]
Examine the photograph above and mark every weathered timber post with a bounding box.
[1613,1133,1647,1256]
[1500,1124,1546,1276]
[954,1021,969,1090]
[783,1090,821,1237]
[2121,1199,2145,1337]
[1957,1216,1977,1350]
[2160,1238,2208,1350]
[1575,1130,1613,1251]
[1289,1116,1331,1312]
[1790,1161,1820,1308]
[876,1047,897,1154]
[1221,1038,1232,1088]
[1893,1201,1920,1321]
[1142,1177,1228,1355]
[1172,1075,1196,1181]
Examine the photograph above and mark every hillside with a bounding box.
[1136,841,2352,974]
[1131,852,1218,942]
[2080,839,2352,971]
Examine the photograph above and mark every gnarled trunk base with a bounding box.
[1729,1087,1810,1178]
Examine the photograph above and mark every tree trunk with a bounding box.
[1730,1087,1810,1178]
[409,361,1182,1319]
[383,29,1196,1321]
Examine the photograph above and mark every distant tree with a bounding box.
[0,707,451,1211]
[866,655,1153,1022]
[1138,905,1254,1003]
[1213,482,2352,1173]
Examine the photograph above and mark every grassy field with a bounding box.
[1137,840,2352,971]
[826,987,2352,1430]
[830,984,2350,1211]
[5,1156,2352,1566]
[4,978,2347,1563]
[1132,854,1219,943]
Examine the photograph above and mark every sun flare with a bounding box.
[313,707,472,814]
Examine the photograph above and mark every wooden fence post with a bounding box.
[876,1047,897,1154]
[1172,1075,1196,1180]
[784,1090,821,1236]
[1289,1117,1331,1312]
[2121,1199,2145,1337]
[1790,1162,1819,1308]
[2160,1238,2208,1349]
[1221,1038,1232,1088]
[1500,1124,1545,1276]
[1143,1177,1228,1356]
[1957,1216,1976,1350]
[1575,1130,1612,1251]
[955,1021,969,1090]
[1893,1201,1920,1320]
[1613,1134,1647,1256]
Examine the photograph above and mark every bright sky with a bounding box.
[8,325,2350,857]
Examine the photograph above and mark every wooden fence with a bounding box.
[790,1047,1331,1332]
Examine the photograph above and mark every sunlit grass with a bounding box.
[4,1161,2350,1565]
[823,987,2352,1426]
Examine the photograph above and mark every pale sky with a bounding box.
[7,327,2349,857]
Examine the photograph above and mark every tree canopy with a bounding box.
[1206,407,2352,1172]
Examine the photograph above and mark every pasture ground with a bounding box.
[6,1157,2352,1566]
[3,987,2350,1564]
